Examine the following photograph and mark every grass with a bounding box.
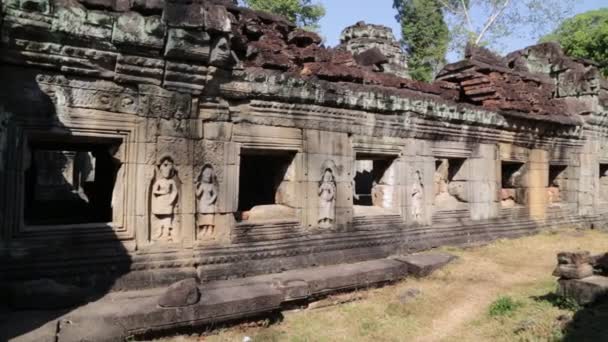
[158,228,608,342]
[488,296,522,317]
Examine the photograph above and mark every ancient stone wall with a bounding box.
[1,0,608,290]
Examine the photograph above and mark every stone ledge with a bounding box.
[0,255,454,341]
[393,252,458,277]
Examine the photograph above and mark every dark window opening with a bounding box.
[501,161,524,189]
[600,164,608,203]
[434,158,467,209]
[548,164,567,205]
[24,139,122,226]
[354,156,394,206]
[237,150,296,213]
[501,161,525,207]
[548,165,567,187]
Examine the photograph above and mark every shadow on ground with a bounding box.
[533,292,608,341]
[562,297,608,341]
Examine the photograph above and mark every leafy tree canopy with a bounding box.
[243,0,325,31]
[394,0,450,82]
[541,8,608,76]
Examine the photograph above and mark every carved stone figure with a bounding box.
[151,156,179,242]
[209,36,231,67]
[318,168,336,229]
[411,170,424,223]
[196,165,218,240]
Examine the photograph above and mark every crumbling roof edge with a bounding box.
[222,67,583,128]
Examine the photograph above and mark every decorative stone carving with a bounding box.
[151,156,179,242]
[209,36,232,67]
[411,170,424,223]
[318,168,336,229]
[110,145,125,227]
[196,165,218,240]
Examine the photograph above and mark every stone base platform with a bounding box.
[2,253,455,342]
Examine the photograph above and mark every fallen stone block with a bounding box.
[394,252,457,277]
[557,251,591,265]
[557,276,608,305]
[158,278,200,308]
[553,264,594,280]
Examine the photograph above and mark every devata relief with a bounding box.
[151,156,179,242]
[318,168,337,229]
[196,164,218,240]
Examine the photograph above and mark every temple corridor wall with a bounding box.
[1,0,608,288]
[0,74,597,252]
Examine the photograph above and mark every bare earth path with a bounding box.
[160,229,608,342]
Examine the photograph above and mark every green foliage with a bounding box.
[541,9,608,77]
[552,295,581,311]
[488,296,522,317]
[243,0,325,31]
[393,0,449,82]
[438,0,576,58]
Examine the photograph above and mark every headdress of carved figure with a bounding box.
[158,156,175,179]
[320,168,335,185]
[199,164,217,184]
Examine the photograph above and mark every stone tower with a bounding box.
[339,21,410,79]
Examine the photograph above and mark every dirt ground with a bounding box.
[158,228,608,342]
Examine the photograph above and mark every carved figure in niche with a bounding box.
[151,156,179,242]
[196,165,218,240]
[411,170,424,223]
[318,168,336,229]
[170,93,191,133]
[210,36,231,67]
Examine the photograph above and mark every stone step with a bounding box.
[0,254,456,342]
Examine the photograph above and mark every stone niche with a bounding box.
[237,149,298,222]
[353,154,399,216]
[547,164,568,206]
[501,161,526,208]
[24,137,123,227]
[600,164,608,204]
[433,158,468,211]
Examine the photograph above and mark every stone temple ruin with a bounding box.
[1,0,608,339]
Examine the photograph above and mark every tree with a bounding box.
[541,9,608,77]
[242,0,325,31]
[394,0,450,82]
[436,0,577,56]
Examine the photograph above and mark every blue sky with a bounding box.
[319,0,607,61]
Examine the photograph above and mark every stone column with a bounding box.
[469,143,499,220]
[578,138,599,216]
[528,149,549,220]
[403,139,433,226]
[304,129,354,231]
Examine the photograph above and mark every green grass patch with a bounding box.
[488,296,522,317]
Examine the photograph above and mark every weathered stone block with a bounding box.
[162,0,205,27]
[164,28,211,61]
[158,278,200,308]
[553,264,593,280]
[394,252,457,277]
[112,12,166,51]
[557,276,608,305]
